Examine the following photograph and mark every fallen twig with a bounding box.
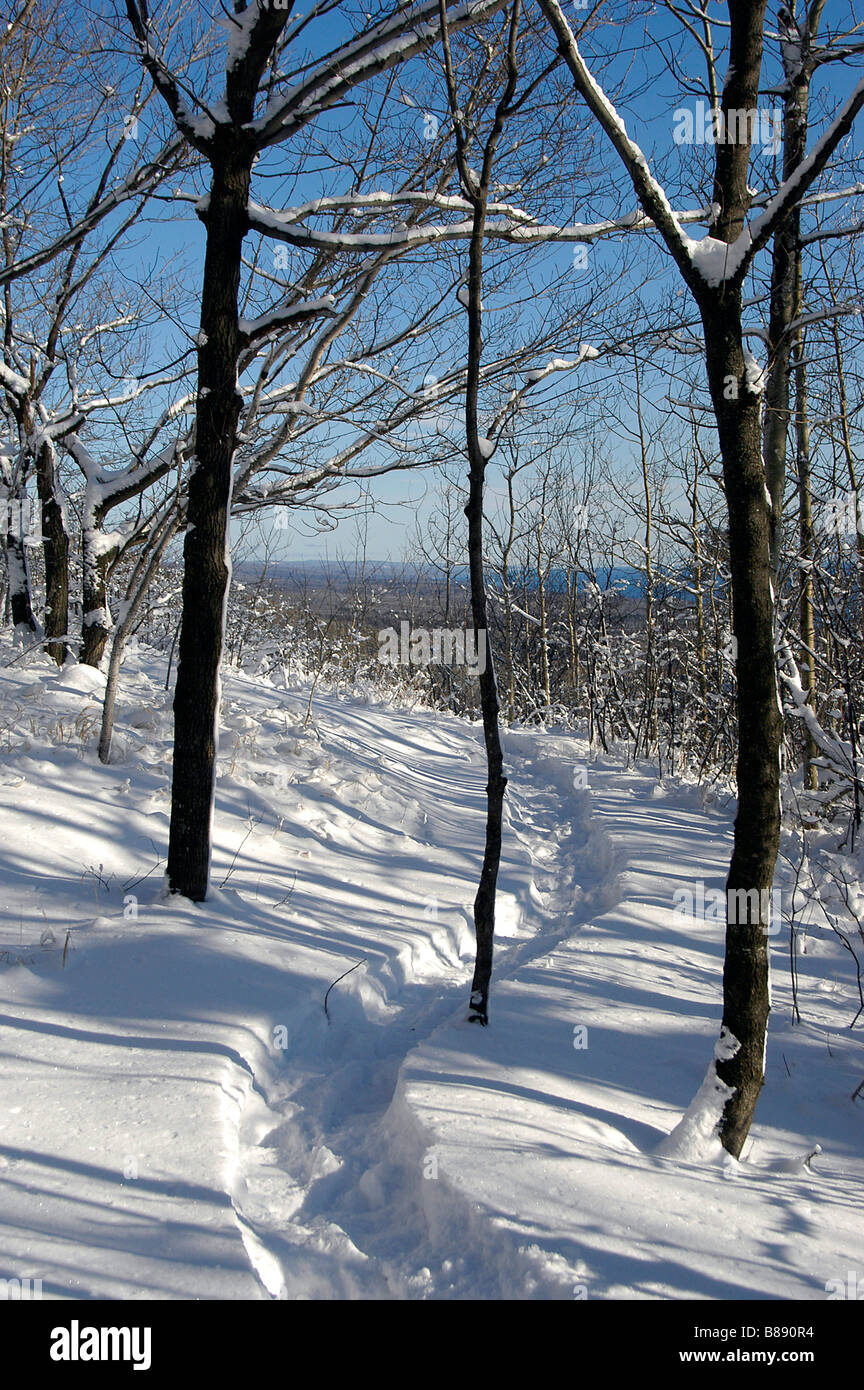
[323,958,366,1023]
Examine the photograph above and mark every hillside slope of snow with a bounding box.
[0,642,860,1299]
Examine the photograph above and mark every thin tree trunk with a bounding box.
[439,0,519,1024]
[634,352,656,752]
[536,536,551,710]
[100,511,179,763]
[828,319,864,623]
[502,479,517,723]
[463,192,508,1023]
[793,315,818,791]
[762,17,812,572]
[691,464,709,731]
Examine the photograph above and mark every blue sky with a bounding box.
[74,1,864,562]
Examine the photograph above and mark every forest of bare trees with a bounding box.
[3,0,864,1252]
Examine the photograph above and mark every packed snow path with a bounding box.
[0,650,861,1299]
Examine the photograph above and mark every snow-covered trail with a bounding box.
[0,650,861,1299]
[405,754,864,1299]
[0,657,605,1298]
[212,694,617,1300]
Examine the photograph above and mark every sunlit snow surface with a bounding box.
[0,640,860,1299]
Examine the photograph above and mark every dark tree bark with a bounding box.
[16,399,69,663]
[5,489,37,633]
[694,0,780,1156]
[36,438,69,666]
[700,294,780,1155]
[167,147,252,898]
[465,452,508,1022]
[127,0,289,901]
[464,247,508,1021]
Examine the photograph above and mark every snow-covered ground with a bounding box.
[0,641,861,1299]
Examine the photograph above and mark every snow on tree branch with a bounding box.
[539,0,864,291]
[246,197,717,253]
[237,295,337,347]
[0,137,187,288]
[250,0,508,148]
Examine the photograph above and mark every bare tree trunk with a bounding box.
[762,9,813,571]
[100,510,179,763]
[536,527,551,710]
[793,318,818,791]
[167,148,251,899]
[16,397,68,662]
[80,511,116,667]
[503,470,517,722]
[827,317,864,624]
[439,0,519,1024]
[565,567,578,706]
[701,293,780,1157]
[5,491,37,633]
[695,12,785,1143]
[634,352,656,753]
[691,460,709,729]
[36,437,69,665]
